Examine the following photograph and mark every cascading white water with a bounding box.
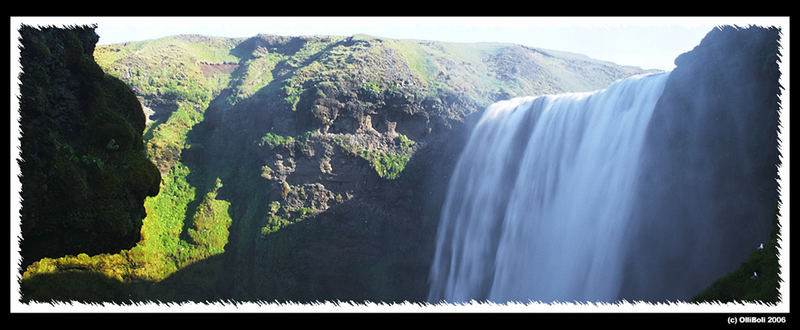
[428,72,670,303]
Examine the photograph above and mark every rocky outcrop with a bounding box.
[17,26,161,268]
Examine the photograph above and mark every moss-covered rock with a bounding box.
[17,25,161,269]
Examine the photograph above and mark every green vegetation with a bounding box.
[22,168,233,284]
[96,35,238,102]
[259,200,318,236]
[229,51,285,103]
[382,38,439,84]
[286,38,343,68]
[256,129,320,151]
[258,131,295,149]
[362,136,415,179]
[283,79,304,110]
[278,38,343,110]
[333,134,416,179]
[692,205,782,304]
[361,79,385,98]
[360,149,408,179]
[261,204,290,236]
[186,178,232,258]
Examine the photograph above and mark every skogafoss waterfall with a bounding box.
[428,26,781,305]
[428,72,671,303]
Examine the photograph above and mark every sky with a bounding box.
[10,17,790,71]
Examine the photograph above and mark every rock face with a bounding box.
[16,26,161,268]
[620,26,782,301]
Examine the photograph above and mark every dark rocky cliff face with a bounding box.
[620,26,782,302]
[17,26,161,268]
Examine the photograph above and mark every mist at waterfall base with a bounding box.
[428,65,778,303]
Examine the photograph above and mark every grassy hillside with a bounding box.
[19,32,648,303]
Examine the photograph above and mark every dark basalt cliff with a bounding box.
[621,25,782,302]
[17,26,160,268]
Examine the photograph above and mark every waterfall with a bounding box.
[428,72,671,303]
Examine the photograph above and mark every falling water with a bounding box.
[428,72,671,303]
